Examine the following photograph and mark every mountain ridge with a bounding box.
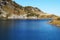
[0,0,58,19]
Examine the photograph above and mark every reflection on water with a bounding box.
[0,19,60,40]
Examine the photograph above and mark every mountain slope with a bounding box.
[0,0,57,19]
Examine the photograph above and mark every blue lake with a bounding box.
[0,19,60,40]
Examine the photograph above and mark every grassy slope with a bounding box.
[50,17,60,26]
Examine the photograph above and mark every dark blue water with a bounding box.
[0,19,60,40]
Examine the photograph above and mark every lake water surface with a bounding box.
[0,19,60,40]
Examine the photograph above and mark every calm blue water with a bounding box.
[0,19,60,40]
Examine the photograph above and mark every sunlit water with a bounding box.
[0,19,60,40]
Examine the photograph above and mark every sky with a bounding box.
[14,0,60,16]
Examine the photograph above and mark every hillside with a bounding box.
[0,0,58,19]
[50,17,60,27]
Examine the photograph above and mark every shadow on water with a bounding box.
[0,19,60,40]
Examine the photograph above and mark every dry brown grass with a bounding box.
[50,20,60,26]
